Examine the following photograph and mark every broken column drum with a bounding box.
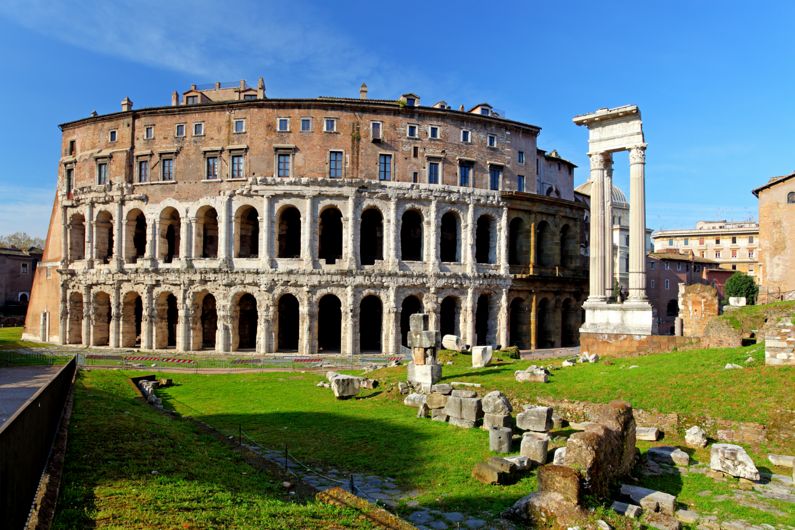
[406,313,441,391]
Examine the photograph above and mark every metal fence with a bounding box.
[0,356,77,530]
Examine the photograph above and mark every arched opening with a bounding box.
[788,191,795,204]
[317,294,342,352]
[561,298,579,347]
[124,209,147,264]
[69,214,85,261]
[400,295,423,347]
[508,217,529,266]
[201,294,217,349]
[666,299,679,317]
[18,293,28,304]
[67,292,83,344]
[359,295,382,352]
[95,210,114,264]
[92,291,111,346]
[235,205,260,258]
[509,297,531,349]
[235,293,258,351]
[560,224,576,269]
[360,208,383,265]
[318,207,343,264]
[475,294,492,346]
[121,291,143,348]
[475,215,495,264]
[194,206,219,258]
[277,206,301,258]
[440,296,460,337]
[440,211,459,263]
[536,220,554,267]
[159,207,181,263]
[401,209,423,261]
[155,292,178,349]
[537,297,554,348]
[277,294,300,352]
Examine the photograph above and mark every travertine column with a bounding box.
[85,202,94,268]
[177,289,191,351]
[82,285,92,347]
[61,206,69,265]
[300,289,313,354]
[386,287,399,355]
[257,298,270,354]
[586,152,608,302]
[499,207,509,275]
[345,286,355,355]
[387,200,398,265]
[463,287,476,347]
[261,195,271,266]
[603,154,614,298]
[109,286,120,348]
[424,288,439,332]
[141,285,154,350]
[59,283,68,344]
[114,201,123,270]
[303,196,315,268]
[628,145,648,301]
[497,288,509,348]
[465,203,475,273]
[346,195,356,269]
[219,195,232,261]
[427,199,439,273]
[180,214,192,267]
[216,302,231,353]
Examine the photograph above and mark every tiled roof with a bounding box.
[647,250,718,265]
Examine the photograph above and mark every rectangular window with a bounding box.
[668,238,674,246]
[428,161,440,184]
[371,121,382,141]
[161,158,174,181]
[749,236,754,243]
[277,118,290,132]
[715,251,721,258]
[205,156,218,180]
[144,126,154,139]
[301,118,312,132]
[683,238,689,245]
[68,140,76,155]
[186,95,198,105]
[731,249,737,258]
[231,155,244,178]
[461,129,471,143]
[234,119,246,133]
[244,94,257,100]
[407,124,418,138]
[97,162,108,184]
[378,154,392,181]
[405,97,416,107]
[677,262,682,271]
[324,118,337,132]
[489,166,502,190]
[650,279,656,288]
[138,159,149,183]
[518,150,525,164]
[65,167,73,192]
[699,237,705,245]
[429,125,439,139]
[459,162,472,187]
[277,153,291,177]
[193,122,204,136]
[665,262,670,270]
[664,279,670,290]
[21,263,28,274]
[412,171,418,183]
[175,123,185,137]
[329,151,343,178]
[748,250,754,258]
[650,261,655,270]
[731,236,737,244]
[487,134,496,148]
[715,238,720,244]
[517,174,525,192]
[109,130,117,142]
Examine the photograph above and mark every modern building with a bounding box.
[24,80,587,353]
[652,220,759,277]
[753,171,795,301]
[0,247,42,308]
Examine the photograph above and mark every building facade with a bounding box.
[24,80,587,353]
[753,171,795,301]
[0,247,42,308]
[652,220,759,277]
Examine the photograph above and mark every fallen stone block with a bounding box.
[442,395,462,417]
[552,446,567,465]
[489,426,513,453]
[538,464,580,504]
[520,432,549,464]
[645,512,681,530]
[637,427,661,441]
[647,446,690,467]
[459,397,483,421]
[416,403,430,418]
[397,381,409,394]
[326,372,377,399]
[449,417,476,429]
[451,389,478,398]
[481,391,512,415]
[610,500,642,519]
[472,457,518,485]
[710,444,760,480]
[516,406,553,432]
[724,363,743,369]
[675,509,699,524]
[431,383,452,395]
[620,484,676,515]
[482,413,512,430]
[768,454,795,468]
[403,393,426,408]
[515,370,549,383]
[471,345,493,368]
[430,409,448,422]
[425,392,448,409]
[562,359,576,367]
[518,491,586,527]
[684,425,708,448]
[441,334,463,352]
[503,455,531,471]
[569,421,596,431]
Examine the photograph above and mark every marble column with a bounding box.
[85,202,94,268]
[427,199,439,273]
[219,195,232,262]
[180,214,192,268]
[261,195,271,267]
[346,195,357,269]
[497,288,509,348]
[498,207,509,275]
[628,145,648,301]
[113,201,123,271]
[603,154,614,298]
[303,196,315,269]
[465,203,475,274]
[586,152,608,302]
[82,285,92,347]
[109,286,120,348]
[141,285,154,350]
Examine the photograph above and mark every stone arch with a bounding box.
[155,291,178,349]
[68,213,85,261]
[508,217,529,266]
[276,293,300,352]
[124,208,147,264]
[235,205,260,258]
[475,214,496,264]
[277,205,301,258]
[120,290,143,348]
[159,207,181,263]
[92,291,111,346]
[788,191,795,204]
[560,224,577,269]
[191,290,217,350]
[318,206,343,264]
[439,211,460,263]
[536,220,555,268]
[232,292,258,351]
[317,293,342,353]
[400,209,423,261]
[509,297,531,349]
[536,297,555,348]
[194,205,219,259]
[359,294,383,352]
[360,207,383,265]
[67,291,83,344]
[439,295,460,337]
[561,298,579,347]
[666,299,679,317]
[95,210,114,264]
[475,293,496,346]
[400,294,424,347]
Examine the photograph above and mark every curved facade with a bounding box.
[25,81,587,354]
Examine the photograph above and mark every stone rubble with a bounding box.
[471,345,493,368]
[647,446,690,467]
[514,365,549,383]
[472,457,519,485]
[325,371,378,399]
[516,406,553,432]
[488,426,513,453]
[636,426,661,441]
[710,443,760,481]
[520,432,550,465]
[685,425,708,448]
[619,484,676,515]
[610,500,642,519]
[767,454,794,468]
[441,334,464,352]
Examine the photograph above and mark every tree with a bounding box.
[724,272,758,305]
[0,232,45,250]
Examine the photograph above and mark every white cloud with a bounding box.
[0,186,54,239]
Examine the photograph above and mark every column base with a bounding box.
[407,362,442,393]
[580,300,656,336]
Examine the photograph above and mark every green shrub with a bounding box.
[724,272,758,305]
[500,346,521,359]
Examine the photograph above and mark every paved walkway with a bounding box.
[0,366,61,426]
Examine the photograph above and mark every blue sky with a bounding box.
[1,0,792,239]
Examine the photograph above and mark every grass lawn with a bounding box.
[54,370,376,529]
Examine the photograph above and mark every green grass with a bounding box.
[718,300,795,332]
[0,326,44,350]
[54,370,374,529]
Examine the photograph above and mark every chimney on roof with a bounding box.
[258,77,266,99]
[359,82,368,99]
[239,79,246,90]
[215,81,221,90]
[459,104,465,111]
[171,90,179,106]
[191,84,197,90]
[121,97,133,112]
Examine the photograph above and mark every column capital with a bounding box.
[629,145,647,164]
[588,151,611,170]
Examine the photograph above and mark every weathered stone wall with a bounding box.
[579,332,702,357]
[764,316,795,366]
[678,283,719,337]
[756,175,795,296]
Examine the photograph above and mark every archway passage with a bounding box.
[401,210,423,261]
[440,296,459,337]
[277,294,299,352]
[359,295,382,352]
[666,299,679,317]
[537,298,554,349]
[121,291,143,348]
[278,207,301,258]
[201,294,217,349]
[68,292,83,344]
[125,209,147,263]
[155,292,178,349]
[92,292,111,346]
[317,294,342,352]
[318,208,343,264]
[237,293,258,350]
[95,211,114,264]
[400,295,423,347]
[509,217,529,266]
[475,216,494,264]
[159,208,181,263]
[562,298,579,347]
[509,298,530,349]
[360,208,383,265]
[195,206,219,258]
[236,206,260,258]
[536,221,554,267]
[69,214,85,261]
[440,212,459,263]
[560,224,577,269]
[475,294,491,346]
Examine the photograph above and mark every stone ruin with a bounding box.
[406,313,442,392]
[763,315,795,366]
[324,372,378,399]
